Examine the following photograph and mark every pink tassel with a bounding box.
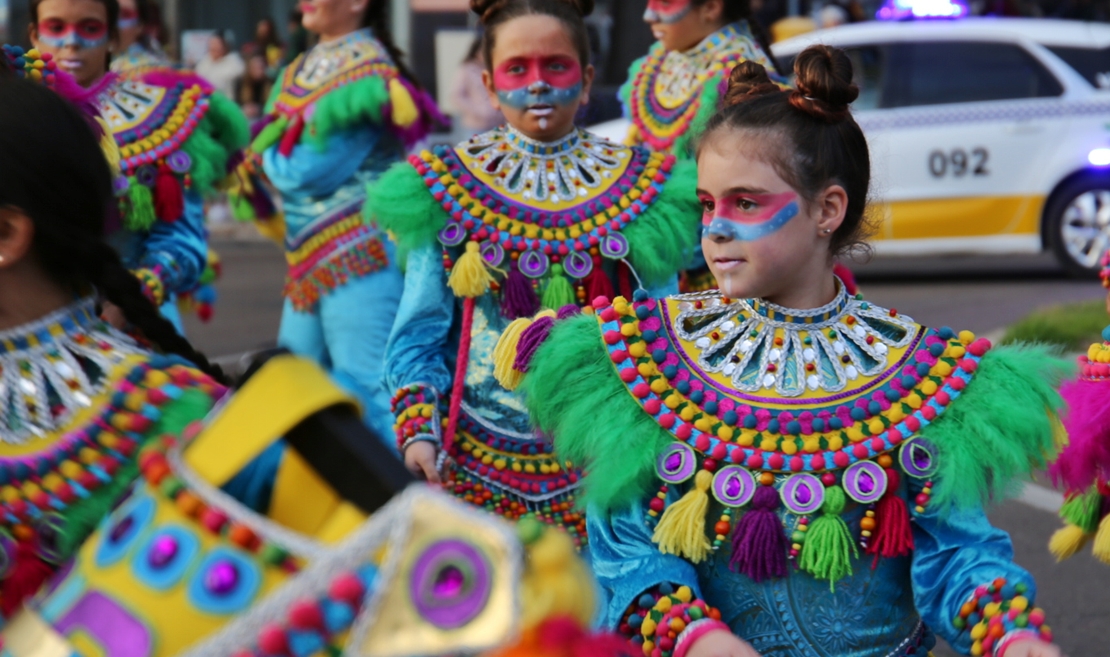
[278,114,306,157]
[443,297,475,454]
[865,468,914,566]
[1,541,55,617]
[154,165,184,222]
[500,262,539,320]
[729,486,788,582]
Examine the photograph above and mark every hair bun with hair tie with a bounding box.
[470,0,512,22]
[788,45,859,123]
[723,60,783,107]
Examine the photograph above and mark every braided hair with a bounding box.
[699,45,873,257]
[0,77,226,383]
[362,0,421,87]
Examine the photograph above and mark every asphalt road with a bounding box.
[183,240,1110,656]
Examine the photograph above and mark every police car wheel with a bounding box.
[1046,175,1110,279]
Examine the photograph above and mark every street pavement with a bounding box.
[184,240,1109,656]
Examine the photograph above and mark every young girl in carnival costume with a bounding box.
[25,0,247,333]
[365,0,701,545]
[1046,252,1110,566]
[234,0,442,441]
[0,76,225,617]
[110,0,173,77]
[499,48,1067,657]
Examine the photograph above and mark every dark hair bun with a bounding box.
[723,60,782,106]
[790,45,858,123]
[472,0,593,22]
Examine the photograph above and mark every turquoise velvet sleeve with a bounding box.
[383,243,456,396]
[139,190,208,296]
[910,479,1037,654]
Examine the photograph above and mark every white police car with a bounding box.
[594,18,1110,275]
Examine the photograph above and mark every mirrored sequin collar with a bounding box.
[654,22,750,104]
[295,28,387,88]
[0,298,145,444]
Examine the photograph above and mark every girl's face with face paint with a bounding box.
[483,14,593,142]
[644,0,725,53]
[31,0,113,87]
[697,130,847,309]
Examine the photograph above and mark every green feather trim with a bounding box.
[252,116,289,154]
[56,388,214,559]
[365,161,448,268]
[522,314,673,511]
[621,158,700,289]
[179,92,249,196]
[1060,486,1103,533]
[919,343,1072,511]
[309,76,389,148]
[672,80,722,161]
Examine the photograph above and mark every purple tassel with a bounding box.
[513,316,555,372]
[501,263,540,320]
[246,178,277,218]
[729,486,788,582]
[556,305,581,320]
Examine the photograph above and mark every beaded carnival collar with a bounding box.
[597,286,992,475]
[274,29,395,113]
[0,298,145,445]
[628,21,775,151]
[97,77,210,178]
[410,127,675,280]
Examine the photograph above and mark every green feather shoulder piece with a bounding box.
[308,75,390,147]
[622,158,700,289]
[364,160,449,268]
[919,342,1072,510]
[180,90,249,196]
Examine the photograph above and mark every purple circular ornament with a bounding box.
[35,513,65,564]
[113,175,131,197]
[438,222,467,247]
[410,539,492,629]
[780,473,825,515]
[204,560,240,596]
[135,165,158,188]
[563,250,593,279]
[842,460,888,504]
[147,535,180,569]
[481,240,505,268]
[712,466,756,507]
[518,249,550,279]
[165,150,193,174]
[600,233,630,259]
[899,437,938,479]
[656,442,697,484]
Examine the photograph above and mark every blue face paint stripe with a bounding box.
[38,32,109,49]
[702,200,800,241]
[496,82,583,111]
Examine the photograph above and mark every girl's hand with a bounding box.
[685,630,762,657]
[404,441,442,484]
[1002,639,1063,657]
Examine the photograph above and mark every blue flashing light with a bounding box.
[877,0,969,20]
[1089,148,1110,167]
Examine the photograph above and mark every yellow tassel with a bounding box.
[493,310,556,390]
[97,117,122,176]
[388,78,419,129]
[448,241,495,298]
[652,469,713,563]
[1049,523,1092,562]
[1050,412,1069,451]
[256,213,287,243]
[1092,513,1110,565]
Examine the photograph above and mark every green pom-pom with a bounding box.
[541,264,576,310]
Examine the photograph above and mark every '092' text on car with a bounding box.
[771,18,1110,275]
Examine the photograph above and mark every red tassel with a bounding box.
[584,256,615,306]
[1,541,55,617]
[153,165,185,222]
[278,114,306,157]
[616,260,634,301]
[866,468,914,566]
[443,297,475,454]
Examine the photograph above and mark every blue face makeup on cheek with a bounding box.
[496,81,583,111]
[702,198,801,241]
[38,31,109,50]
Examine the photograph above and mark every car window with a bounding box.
[885,41,1063,107]
[1046,45,1110,89]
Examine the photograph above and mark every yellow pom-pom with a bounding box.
[1010,595,1029,613]
[641,619,657,637]
[655,597,672,613]
[970,623,988,640]
[388,78,419,128]
[675,586,693,603]
[448,241,495,298]
[1049,523,1092,562]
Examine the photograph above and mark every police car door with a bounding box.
[868,38,1067,254]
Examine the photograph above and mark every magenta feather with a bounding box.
[1052,375,1110,492]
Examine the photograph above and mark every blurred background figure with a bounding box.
[196,29,244,99]
[111,0,173,75]
[239,51,273,119]
[284,9,309,65]
[243,17,283,75]
[447,36,502,137]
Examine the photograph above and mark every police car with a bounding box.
[593,18,1110,275]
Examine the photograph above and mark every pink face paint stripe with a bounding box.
[701,191,800,242]
[492,56,582,92]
